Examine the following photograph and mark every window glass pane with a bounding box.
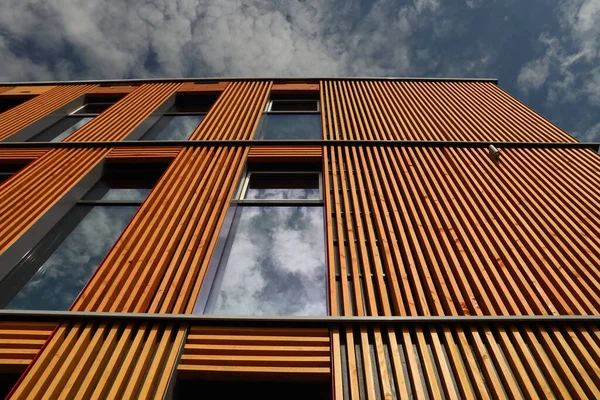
[51,117,93,142]
[28,117,92,142]
[270,100,318,112]
[244,173,320,200]
[97,188,151,201]
[206,206,326,316]
[142,115,203,140]
[167,94,217,113]
[4,206,138,311]
[72,103,114,115]
[258,114,321,140]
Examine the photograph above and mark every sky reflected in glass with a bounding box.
[245,173,320,200]
[258,114,321,140]
[6,206,138,311]
[51,117,93,142]
[99,188,151,201]
[146,115,203,140]
[206,206,326,316]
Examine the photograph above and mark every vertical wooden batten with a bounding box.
[0,85,95,141]
[8,81,273,399]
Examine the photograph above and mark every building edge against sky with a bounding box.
[0,78,599,399]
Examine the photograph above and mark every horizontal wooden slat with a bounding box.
[184,344,331,356]
[106,146,181,161]
[0,149,48,162]
[248,146,322,163]
[0,86,55,96]
[86,86,138,95]
[271,83,319,93]
[177,82,229,94]
[0,322,53,374]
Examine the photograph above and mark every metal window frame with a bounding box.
[196,167,328,316]
[239,171,323,202]
[264,99,320,113]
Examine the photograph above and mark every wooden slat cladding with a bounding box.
[0,87,14,94]
[335,323,600,400]
[179,327,331,381]
[86,86,138,95]
[324,146,600,317]
[66,83,181,142]
[320,80,576,142]
[0,85,94,141]
[0,149,47,162]
[189,81,272,140]
[177,82,229,94]
[0,86,55,96]
[271,83,319,94]
[0,322,54,374]
[248,146,322,163]
[0,148,109,256]
[106,147,181,162]
[10,82,269,399]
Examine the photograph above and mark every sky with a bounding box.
[0,0,599,141]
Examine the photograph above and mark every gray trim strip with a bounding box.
[0,77,499,86]
[0,139,598,151]
[0,310,598,326]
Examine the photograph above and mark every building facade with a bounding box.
[0,78,599,399]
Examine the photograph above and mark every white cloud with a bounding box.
[0,0,464,81]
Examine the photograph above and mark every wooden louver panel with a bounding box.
[189,81,272,140]
[0,86,55,96]
[334,323,600,399]
[106,147,182,162]
[0,322,54,374]
[0,149,48,162]
[9,82,271,399]
[0,85,94,141]
[66,83,181,142]
[176,81,229,94]
[248,146,322,163]
[179,327,331,381]
[320,80,577,142]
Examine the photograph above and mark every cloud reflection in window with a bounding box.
[147,115,204,140]
[208,206,326,316]
[6,206,138,311]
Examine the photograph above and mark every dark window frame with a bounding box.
[195,162,327,316]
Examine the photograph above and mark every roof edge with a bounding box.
[0,77,498,86]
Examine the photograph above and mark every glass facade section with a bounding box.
[244,173,320,200]
[257,114,321,140]
[4,206,138,310]
[28,117,93,142]
[140,115,204,141]
[206,206,326,316]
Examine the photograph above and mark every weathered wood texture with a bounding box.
[0,85,94,141]
[8,81,271,399]
[178,327,331,381]
[321,80,576,142]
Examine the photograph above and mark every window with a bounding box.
[28,95,123,142]
[0,95,34,114]
[256,95,321,140]
[196,163,327,316]
[139,94,217,140]
[0,163,26,185]
[0,163,166,310]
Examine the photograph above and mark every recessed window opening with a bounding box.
[257,94,321,140]
[0,163,27,185]
[28,94,124,142]
[0,95,35,114]
[195,162,327,317]
[0,162,167,311]
[139,94,218,140]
